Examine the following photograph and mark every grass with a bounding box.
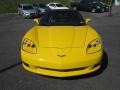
[0,0,70,13]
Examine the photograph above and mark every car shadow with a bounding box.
[0,62,22,73]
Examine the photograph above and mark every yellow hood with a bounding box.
[36,26,88,48]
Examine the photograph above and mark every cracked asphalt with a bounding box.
[0,7,120,90]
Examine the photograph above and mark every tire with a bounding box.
[91,8,96,13]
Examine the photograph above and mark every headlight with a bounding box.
[24,12,30,15]
[22,39,37,54]
[86,38,102,54]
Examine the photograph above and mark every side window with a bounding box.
[49,4,55,7]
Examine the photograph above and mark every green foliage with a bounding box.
[0,0,70,13]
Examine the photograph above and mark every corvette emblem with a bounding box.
[57,54,66,57]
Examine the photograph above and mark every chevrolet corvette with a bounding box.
[21,9,103,77]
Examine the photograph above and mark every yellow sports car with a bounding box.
[21,9,103,77]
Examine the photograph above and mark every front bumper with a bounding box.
[21,49,103,77]
[23,61,101,77]
[23,13,38,18]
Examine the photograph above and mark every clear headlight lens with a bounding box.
[22,39,37,54]
[86,39,102,54]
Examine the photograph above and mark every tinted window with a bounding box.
[49,4,55,6]
[23,5,33,10]
[40,10,85,26]
[56,4,64,7]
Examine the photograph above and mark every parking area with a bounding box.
[0,7,120,90]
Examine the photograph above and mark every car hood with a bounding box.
[35,26,88,48]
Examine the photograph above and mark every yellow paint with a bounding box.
[21,24,103,77]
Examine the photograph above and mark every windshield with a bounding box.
[40,10,85,26]
[23,6,33,10]
[56,4,64,7]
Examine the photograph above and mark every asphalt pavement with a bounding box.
[0,7,120,90]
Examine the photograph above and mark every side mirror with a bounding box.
[85,18,92,24]
[33,18,39,25]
